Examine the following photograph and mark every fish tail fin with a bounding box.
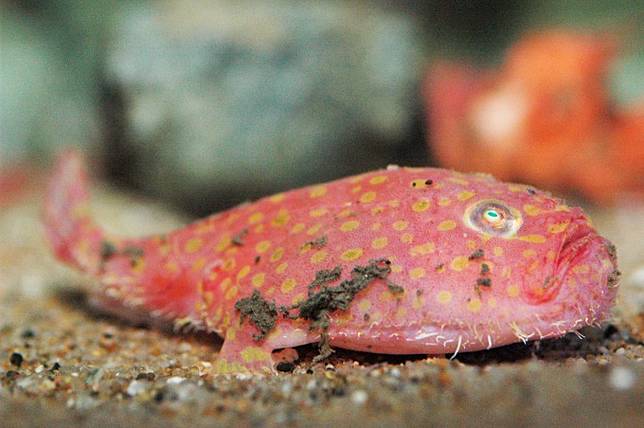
[43,150,105,275]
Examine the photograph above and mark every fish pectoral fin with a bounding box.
[214,326,275,375]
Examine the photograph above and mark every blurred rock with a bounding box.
[0,2,114,167]
[105,0,426,212]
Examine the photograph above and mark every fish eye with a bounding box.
[464,200,522,237]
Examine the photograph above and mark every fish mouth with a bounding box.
[551,216,619,307]
[555,221,598,279]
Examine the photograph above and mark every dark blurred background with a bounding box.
[1,0,642,215]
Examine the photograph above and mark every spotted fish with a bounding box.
[44,151,619,373]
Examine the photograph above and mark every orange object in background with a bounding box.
[424,30,644,204]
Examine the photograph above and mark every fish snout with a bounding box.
[552,215,619,317]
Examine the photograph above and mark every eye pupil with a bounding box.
[485,210,500,219]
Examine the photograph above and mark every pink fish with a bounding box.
[44,151,619,373]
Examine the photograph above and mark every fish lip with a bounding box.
[553,217,618,297]
[556,224,596,275]
[547,217,602,297]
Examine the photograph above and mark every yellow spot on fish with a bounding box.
[224,324,235,339]
[370,311,383,322]
[360,191,377,203]
[241,347,271,363]
[248,212,264,224]
[225,285,238,300]
[410,179,430,189]
[185,238,203,253]
[400,233,413,244]
[351,185,362,194]
[395,307,407,319]
[450,256,469,272]
[306,223,322,236]
[393,220,408,231]
[341,248,364,262]
[573,264,590,274]
[311,250,328,264]
[507,284,520,297]
[280,278,296,293]
[518,234,546,244]
[410,242,435,256]
[255,240,271,253]
[370,206,384,215]
[338,208,355,218]
[192,257,206,272]
[467,298,482,313]
[388,200,400,208]
[438,197,451,207]
[528,260,539,272]
[523,204,541,216]
[493,246,504,257]
[391,264,403,273]
[270,247,285,263]
[131,258,146,274]
[379,291,395,302]
[372,237,388,249]
[466,240,477,250]
[164,260,179,274]
[251,273,266,288]
[412,296,424,310]
[253,224,265,233]
[522,249,537,258]
[309,207,328,218]
[292,293,305,305]
[487,297,497,308]
[547,250,556,261]
[222,258,236,271]
[219,277,232,291]
[457,191,475,201]
[369,175,388,185]
[412,199,430,212]
[269,193,285,203]
[291,223,305,234]
[309,185,327,198]
[237,265,251,279]
[271,209,290,227]
[203,291,214,307]
[437,290,452,304]
[340,220,360,232]
[358,300,371,312]
[215,236,230,252]
[438,220,457,231]
[350,174,367,184]
[371,222,382,231]
[409,267,426,279]
[195,222,214,234]
[548,222,570,234]
[275,262,288,274]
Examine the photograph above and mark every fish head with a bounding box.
[366,169,619,353]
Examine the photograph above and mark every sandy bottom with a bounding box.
[1,187,642,427]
